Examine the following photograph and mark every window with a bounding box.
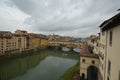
[99,51,104,60]
[119,70,120,80]
[6,40,8,42]
[109,30,113,46]
[107,76,110,80]
[92,60,95,64]
[102,64,103,70]
[108,60,111,75]
[82,59,85,62]
[81,73,85,79]
[6,48,8,50]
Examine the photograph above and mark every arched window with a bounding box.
[81,73,85,80]
[87,66,98,80]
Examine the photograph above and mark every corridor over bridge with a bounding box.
[48,41,82,49]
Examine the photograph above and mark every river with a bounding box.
[0,49,78,80]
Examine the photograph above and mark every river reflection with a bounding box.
[0,49,78,80]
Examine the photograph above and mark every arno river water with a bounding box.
[0,49,78,80]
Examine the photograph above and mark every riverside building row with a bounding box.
[80,12,120,80]
[0,30,48,56]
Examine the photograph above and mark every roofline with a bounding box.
[80,53,99,59]
[99,13,120,30]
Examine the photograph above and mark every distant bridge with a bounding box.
[48,41,82,50]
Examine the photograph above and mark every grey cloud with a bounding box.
[11,0,36,14]
[1,0,120,37]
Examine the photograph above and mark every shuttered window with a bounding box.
[109,30,113,46]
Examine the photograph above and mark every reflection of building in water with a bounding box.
[0,54,43,80]
[0,50,78,80]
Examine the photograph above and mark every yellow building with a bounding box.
[28,33,40,49]
[0,31,12,55]
[15,29,27,35]
[99,12,120,80]
[80,43,99,80]
[28,33,48,49]
[92,37,100,55]
[99,30,107,80]
[0,30,48,55]
[29,38,41,49]
[10,34,19,53]
[40,38,48,48]
[0,31,20,55]
[15,30,27,52]
[18,35,27,52]
[87,35,100,54]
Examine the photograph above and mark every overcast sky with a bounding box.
[0,0,119,37]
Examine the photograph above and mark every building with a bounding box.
[40,38,48,48]
[28,33,48,49]
[0,31,20,55]
[28,33,40,49]
[99,12,120,80]
[15,30,27,52]
[80,42,99,80]
[10,34,19,53]
[40,35,48,48]
[29,38,41,49]
[15,29,27,35]
[0,31,12,55]
[0,29,49,55]
[87,35,100,54]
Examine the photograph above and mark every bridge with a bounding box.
[48,41,82,50]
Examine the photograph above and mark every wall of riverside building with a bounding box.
[40,39,48,48]
[105,25,120,80]
[29,38,41,49]
[0,53,41,80]
[99,31,107,80]
[19,36,27,52]
[0,37,19,55]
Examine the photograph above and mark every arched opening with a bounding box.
[81,73,85,80]
[87,66,98,80]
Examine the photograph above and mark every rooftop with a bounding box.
[99,12,120,31]
[80,43,99,58]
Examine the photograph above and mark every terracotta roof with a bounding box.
[80,53,99,58]
[0,31,11,34]
[80,43,91,54]
[80,43,99,58]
